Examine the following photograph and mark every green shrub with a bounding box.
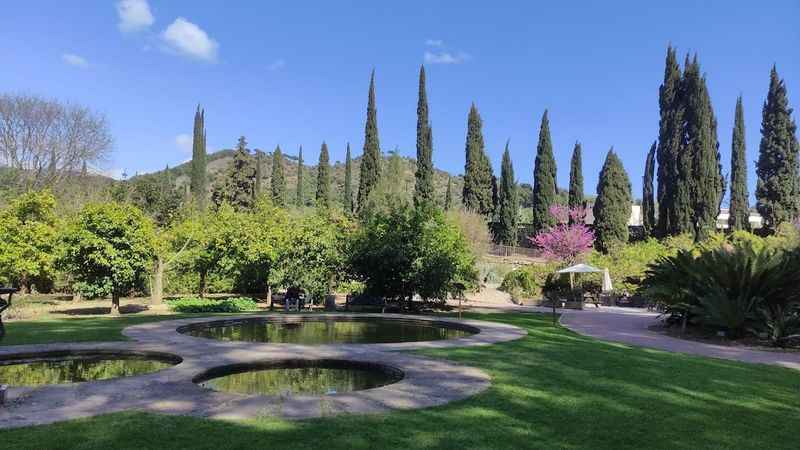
[587,238,672,293]
[166,296,258,313]
[348,203,477,307]
[643,244,800,340]
[499,263,559,301]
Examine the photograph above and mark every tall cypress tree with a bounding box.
[190,105,207,208]
[271,145,286,207]
[343,143,354,212]
[316,141,331,208]
[729,96,750,231]
[756,66,800,231]
[211,136,255,210]
[593,148,632,252]
[357,70,381,211]
[642,141,657,236]
[531,110,557,233]
[684,56,724,241]
[444,175,453,211]
[656,46,682,236]
[656,49,723,239]
[296,146,304,207]
[414,65,435,207]
[255,150,263,197]
[496,141,518,245]
[568,141,584,211]
[461,104,494,215]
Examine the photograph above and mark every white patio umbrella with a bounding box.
[548,263,604,324]
[557,263,603,289]
[602,268,613,293]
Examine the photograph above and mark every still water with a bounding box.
[200,366,401,396]
[0,355,175,386]
[184,318,473,344]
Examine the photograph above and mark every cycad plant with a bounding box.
[643,243,800,340]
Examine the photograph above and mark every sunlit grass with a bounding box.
[3,312,799,449]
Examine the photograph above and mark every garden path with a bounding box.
[559,307,800,370]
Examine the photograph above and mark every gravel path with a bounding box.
[559,307,800,370]
[450,285,800,371]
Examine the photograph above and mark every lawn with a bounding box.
[2,312,799,449]
[0,315,190,346]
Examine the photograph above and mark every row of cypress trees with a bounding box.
[643,47,798,237]
[188,49,797,248]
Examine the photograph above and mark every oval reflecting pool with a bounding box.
[180,317,476,344]
[0,351,180,387]
[196,359,403,396]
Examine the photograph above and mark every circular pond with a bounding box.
[0,350,181,387]
[178,316,477,345]
[195,359,403,396]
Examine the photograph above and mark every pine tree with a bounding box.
[271,145,286,207]
[190,105,207,208]
[531,110,557,234]
[729,96,750,231]
[568,141,584,211]
[357,70,382,211]
[444,175,453,211]
[656,46,682,236]
[414,65,435,207]
[343,143,354,212]
[593,148,632,252]
[461,103,493,215]
[688,58,724,240]
[642,141,657,236]
[255,150,263,197]
[211,136,255,210]
[316,142,331,208]
[756,66,800,231]
[295,146,304,207]
[496,141,518,245]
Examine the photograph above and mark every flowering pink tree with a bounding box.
[530,205,594,264]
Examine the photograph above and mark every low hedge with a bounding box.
[166,296,259,313]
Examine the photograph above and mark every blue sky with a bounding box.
[1,1,798,200]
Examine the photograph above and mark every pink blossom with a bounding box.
[530,206,594,264]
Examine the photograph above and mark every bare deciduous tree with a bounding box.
[0,94,112,189]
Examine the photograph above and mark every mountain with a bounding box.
[138,148,465,208]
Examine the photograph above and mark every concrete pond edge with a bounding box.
[0,313,527,429]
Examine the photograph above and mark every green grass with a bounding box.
[3,312,799,449]
[0,315,186,346]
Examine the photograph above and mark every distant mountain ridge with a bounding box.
[136,148,465,207]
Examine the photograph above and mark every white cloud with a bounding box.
[161,18,219,62]
[268,59,286,71]
[62,53,89,68]
[424,51,470,65]
[175,133,192,153]
[116,0,154,32]
[425,39,444,47]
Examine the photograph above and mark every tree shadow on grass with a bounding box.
[51,304,150,316]
[2,312,799,449]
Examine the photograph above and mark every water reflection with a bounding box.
[0,356,174,386]
[200,366,401,396]
[185,318,473,344]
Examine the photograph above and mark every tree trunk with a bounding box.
[199,270,207,299]
[267,284,273,310]
[151,257,164,304]
[111,293,120,316]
